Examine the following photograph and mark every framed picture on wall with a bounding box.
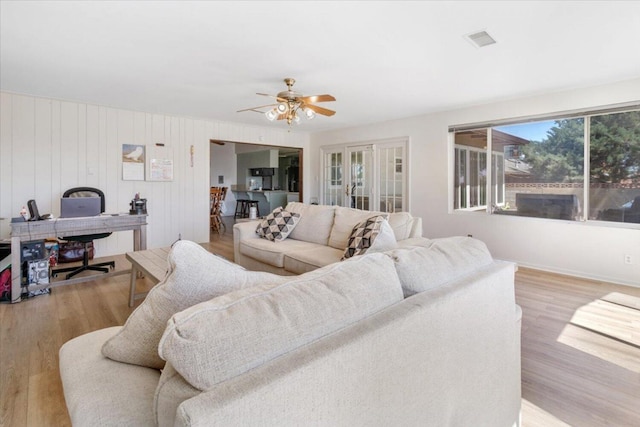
[122,144,145,181]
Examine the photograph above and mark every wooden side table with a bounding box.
[125,247,170,307]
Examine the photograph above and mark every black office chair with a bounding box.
[52,187,115,280]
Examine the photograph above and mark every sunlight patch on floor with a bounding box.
[555,293,640,373]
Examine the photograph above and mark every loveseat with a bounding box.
[59,237,522,426]
[234,202,424,275]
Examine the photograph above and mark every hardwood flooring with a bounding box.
[1,218,639,426]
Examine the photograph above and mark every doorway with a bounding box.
[209,140,303,237]
[321,138,408,212]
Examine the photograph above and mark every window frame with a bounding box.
[454,144,489,211]
[449,103,640,228]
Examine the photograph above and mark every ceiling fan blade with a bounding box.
[257,93,289,103]
[304,104,336,116]
[237,104,277,113]
[300,94,336,103]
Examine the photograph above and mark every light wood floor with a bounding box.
[1,217,639,426]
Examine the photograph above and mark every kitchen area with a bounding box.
[210,141,301,219]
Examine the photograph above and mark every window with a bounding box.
[451,107,640,225]
[590,110,640,223]
[454,130,488,210]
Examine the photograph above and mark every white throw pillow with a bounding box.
[255,206,301,241]
[159,252,403,391]
[101,240,287,369]
[342,216,397,260]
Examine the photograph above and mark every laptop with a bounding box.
[60,197,102,218]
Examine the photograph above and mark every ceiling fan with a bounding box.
[238,78,336,126]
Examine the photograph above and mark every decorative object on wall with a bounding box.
[149,159,173,181]
[148,144,174,181]
[237,78,336,127]
[122,144,145,181]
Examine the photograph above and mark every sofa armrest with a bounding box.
[232,220,261,261]
[409,216,423,238]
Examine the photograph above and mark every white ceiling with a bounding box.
[2,1,640,133]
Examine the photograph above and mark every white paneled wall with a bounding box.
[0,92,308,257]
[309,78,640,287]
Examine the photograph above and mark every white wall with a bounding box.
[310,78,640,287]
[0,92,309,256]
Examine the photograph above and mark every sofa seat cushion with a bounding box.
[102,241,287,369]
[328,206,387,250]
[240,237,323,268]
[283,245,344,274]
[390,236,493,297]
[60,327,160,427]
[285,202,336,245]
[159,252,403,391]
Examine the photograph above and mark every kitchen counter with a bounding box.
[231,189,287,216]
[243,189,286,194]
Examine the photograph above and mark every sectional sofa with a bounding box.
[60,223,521,426]
[234,202,424,275]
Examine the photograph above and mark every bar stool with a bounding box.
[235,199,250,218]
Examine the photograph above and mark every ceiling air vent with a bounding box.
[465,30,497,48]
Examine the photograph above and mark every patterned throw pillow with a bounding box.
[342,215,396,260]
[256,207,301,241]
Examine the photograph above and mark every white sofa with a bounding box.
[234,202,424,275]
[59,238,522,427]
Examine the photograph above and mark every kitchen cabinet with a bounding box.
[249,168,275,176]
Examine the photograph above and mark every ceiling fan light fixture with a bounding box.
[265,108,278,121]
[304,107,316,120]
[276,103,288,114]
[293,113,301,125]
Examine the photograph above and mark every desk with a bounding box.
[9,214,147,303]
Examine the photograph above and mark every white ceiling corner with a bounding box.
[1,1,639,133]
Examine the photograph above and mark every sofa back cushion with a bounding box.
[154,362,200,427]
[285,202,336,245]
[101,240,288,369]
[387,212,421,240]
[390,236,493,297]
[159,252,403,391]
[328,206,388,250]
